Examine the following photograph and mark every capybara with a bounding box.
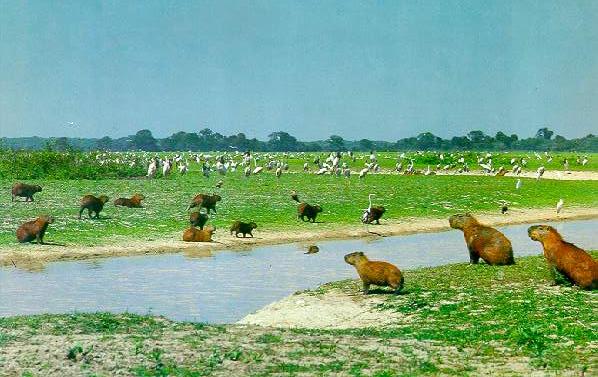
[230,221,257,238]
[182,225,215,242]
[79,195,110,219]
[187,194,221,214]
[362,206,386,224]
[190,211,209,229]
[344,252,404,294]
[449,213,514,265]
[114,194,145,208]
[305,245,319,254]
[16,215,54,244]
[528,225,598,290]
[12,183,42,202]
[291,192,322,222]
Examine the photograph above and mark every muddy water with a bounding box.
[0,219,596,323]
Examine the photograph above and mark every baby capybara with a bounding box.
[187,194,222,214]
[190,211,209,229]
[362,206,386,224]
[344,252,404,294]
[449,213,514,265]
[12,183,42,202]
[528,225,598,290]
[79,195,110,219]
[182,225,215,242]
[114,194,145,208]
[230,221,257,238]
[16,215,54,244]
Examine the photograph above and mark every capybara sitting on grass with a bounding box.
[114,194,145,208]
[12,183,42,202]
[344,251,404,294]
[528,225,598,290]
[182,225,215,242]
[16,215,54,244]
[187,194,221,214]
[190,211,209,229]
[79,195,110,219]
[449,213,514,265]
[230,221,257,238]
[362,206,386,224]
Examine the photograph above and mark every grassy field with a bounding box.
[1,252,596,376]
[1,172,597,247]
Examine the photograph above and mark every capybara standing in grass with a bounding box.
[528,225,598,290]
[114,194,145,208]
[11,183,42,202]
[291,192,322,222]
[344,252,404,294]
[190,211,209,229]
[79,195,110,219]
[187,194,221,214]
[230,221,257,238]
[182,226,215,242]
[16,215,54,244]
[449,213,514,265]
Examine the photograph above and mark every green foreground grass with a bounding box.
[1,253,596,376]
[1,173,597,247]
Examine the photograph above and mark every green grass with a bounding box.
[1,253,595,376]
[1,171,597,246]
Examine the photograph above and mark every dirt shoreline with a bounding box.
[1,206,596,269]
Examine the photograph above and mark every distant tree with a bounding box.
[130,129,159,151]
[415,132,442,149]
[268,131,299,151]
[359,138,374,151]
[327,135,345,151]
[96,136,113,150]
[450,136,471,150]
[535,127,554,140]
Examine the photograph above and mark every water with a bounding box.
[0,220,596,323]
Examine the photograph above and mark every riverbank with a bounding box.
[1,206,597,269]
[1,252,595,376]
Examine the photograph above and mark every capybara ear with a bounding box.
[359,251,365,256]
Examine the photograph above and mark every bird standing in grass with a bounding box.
[215,180,224,188]
[515,179,522,190]
[556,199,564,215]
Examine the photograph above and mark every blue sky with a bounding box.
[1,0,597,140]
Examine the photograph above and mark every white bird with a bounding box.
[362,193,375,223]
[515,179,522,190]
[244,166,251,177]
[252,166,263,174]
[276,167,282,178]
[147,160,157,178]
[178,162,188,175]
[536,166,545,180]
[303,162,309,171]
[556,199,564,214]
[162,160,172,176]
[582,156,589,166]
[359,168,369,179]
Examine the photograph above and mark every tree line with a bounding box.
[1,127,596,152]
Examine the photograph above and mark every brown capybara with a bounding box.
[305,245,319,254]
[528,225,598,290]
[187,194,222,214]
[182,225,215,242]
[190,211,209,229]
[12,183,42,202]
[114,194,145,208]
[362,206,386,224]
[230,221,257,238]
[79,195,110,219]
[291,191,323,222]
[344,252,404,294]
[449,213,514,265]
[16,215,54,244]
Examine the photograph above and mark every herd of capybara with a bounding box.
[9,182,598,291]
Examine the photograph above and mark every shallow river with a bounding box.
[0,219,596,323]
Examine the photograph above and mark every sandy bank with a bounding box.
[1,206,596,269]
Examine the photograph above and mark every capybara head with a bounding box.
[213,194,222,202]
[448,213,475,229]
[40,215,55,224]
[344,251,366,266]
[98,195,110,204]
[528,225,556,241]
[34,185,42,193]
[133,193,145,200]
[314,205,323,213]
[205,225,216,235]
[249,222,257,230]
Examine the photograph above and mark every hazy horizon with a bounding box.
[1,1,597,140]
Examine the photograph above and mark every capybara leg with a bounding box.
[376,219,380,224]
[242,233,246,238]
[249,232,253,238]
[11,195,14,202]
[362,282,370,294]
[94,211,100,219]
[78,208,84,219]
[36,234,43,245]
[87,209,93,218]
[548,264,559,285]
[469,249,480,264]
[29,196,34,202]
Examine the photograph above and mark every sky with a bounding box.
[1,0,597,140]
